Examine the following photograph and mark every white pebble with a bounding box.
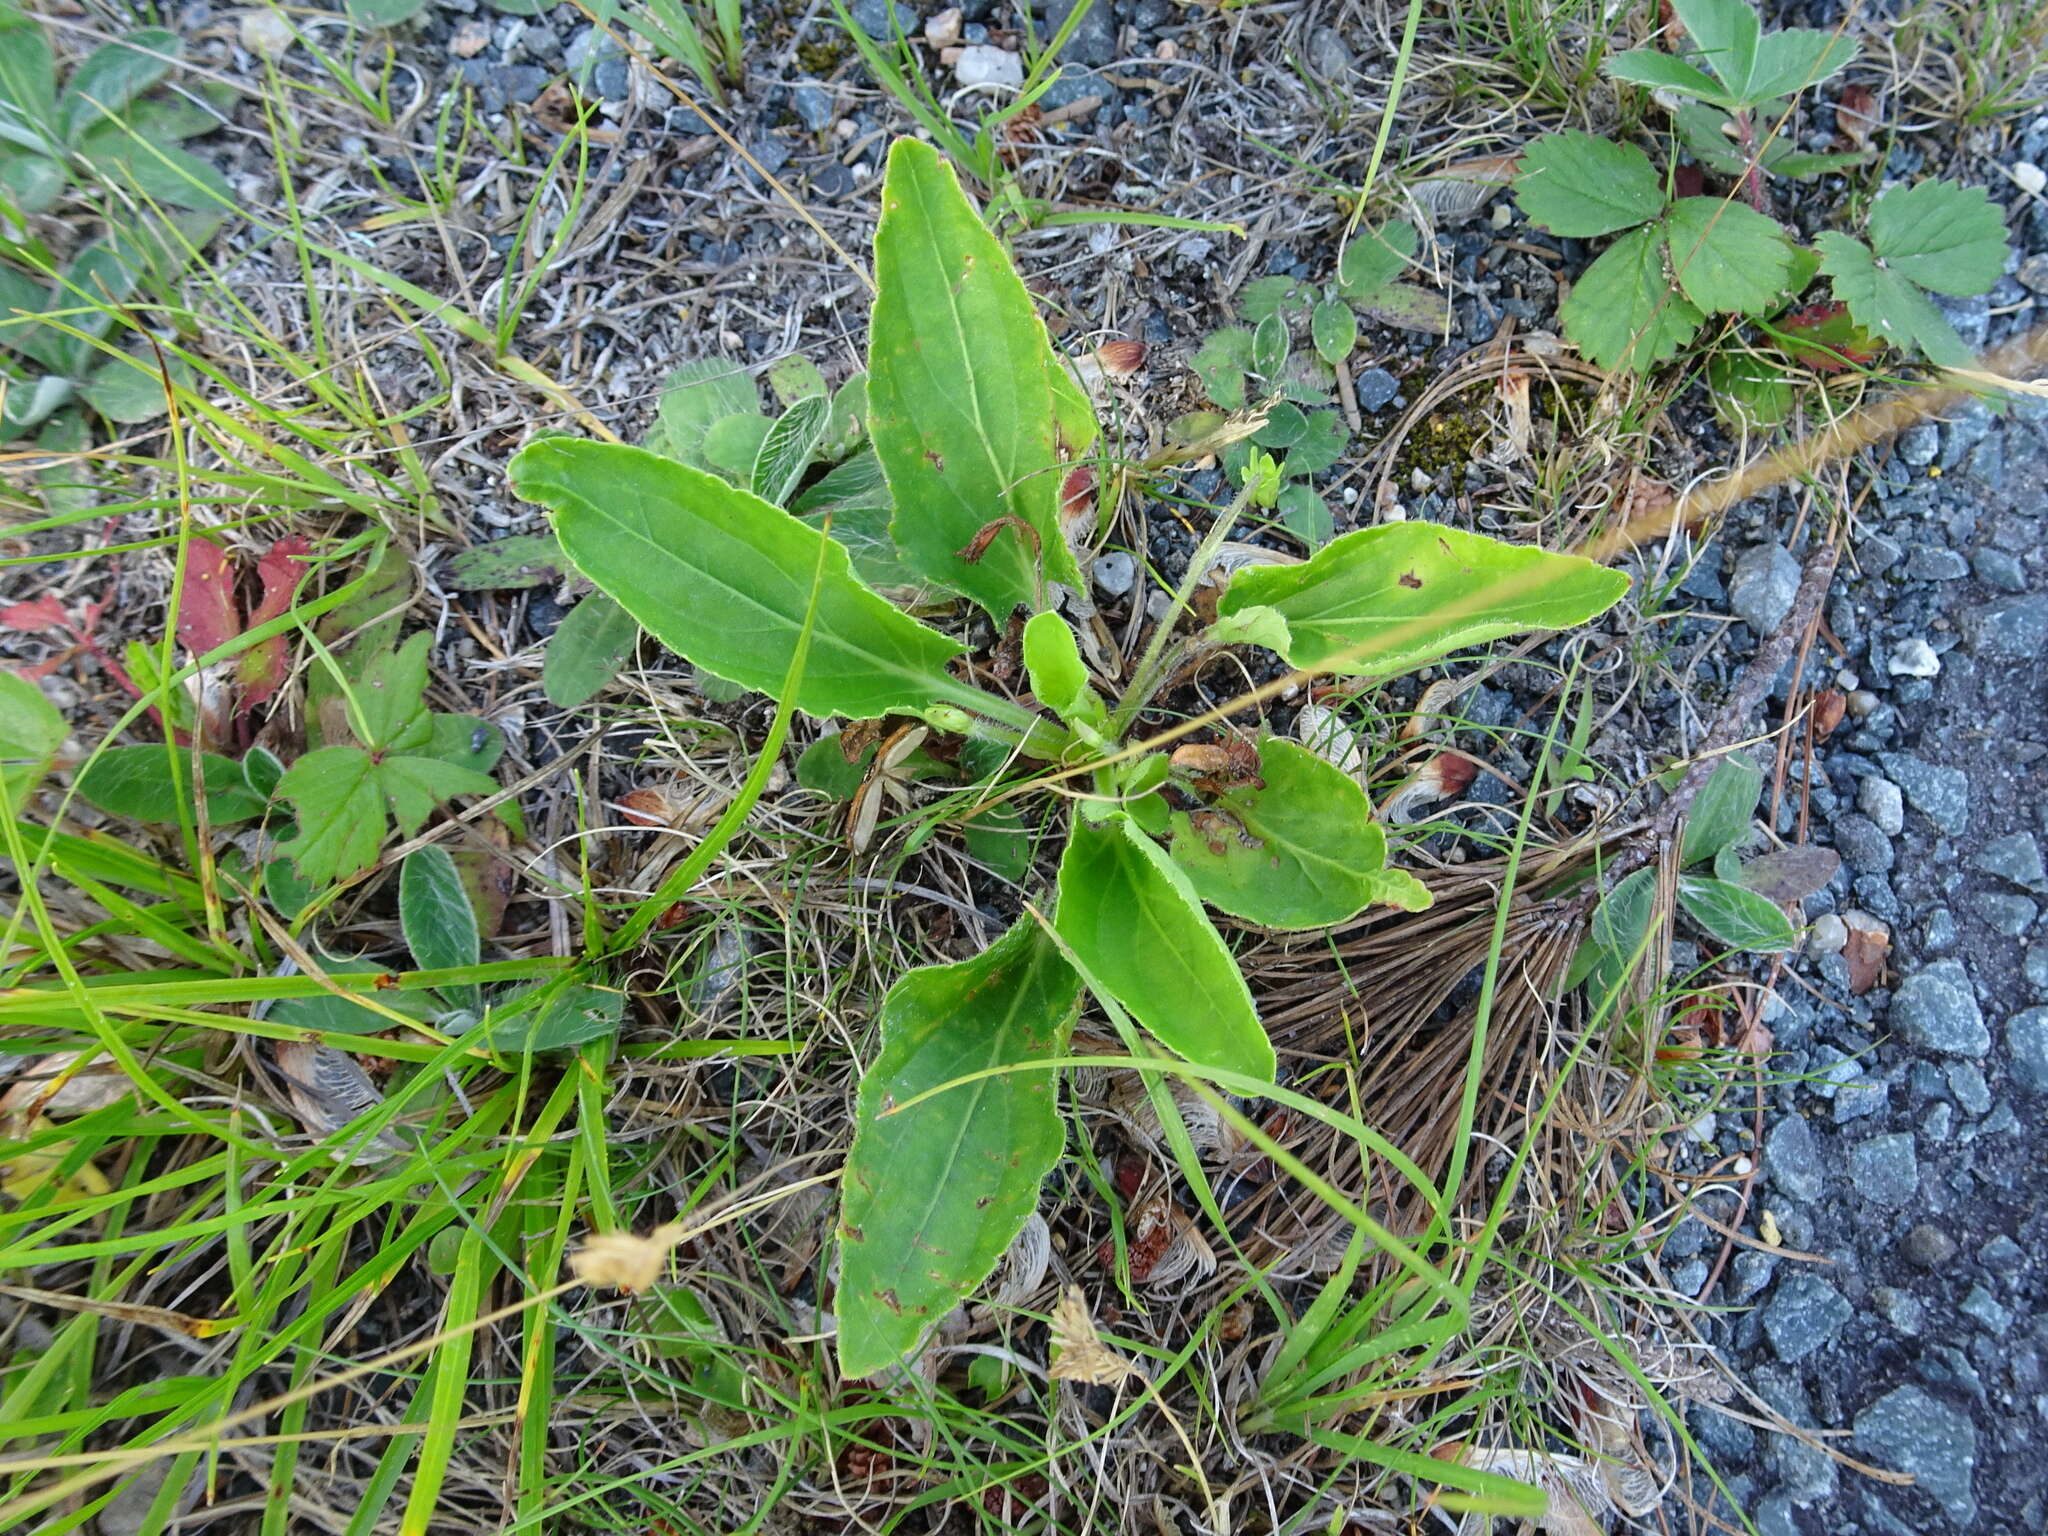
[1887,637,1941,678]
[953,44,1024,88]
[2014,161,2047,196]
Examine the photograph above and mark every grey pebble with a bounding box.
[1848,1132,1918,1205]
[1857,776,1905,836]
[1960,592,2048,660]
[1971,830,2045,893]
[1762,1272,1852,1362]
[1947,1060,1992,1115]
[1895,422,1940,466]
[847,0,918,38]
[2007,1007,2048,1093]
[1354,367,1400,412]
[2029,940,2048,997]
[1835,1076,1889,1123]
[1859,532,1902,576]
[1968,891,2037,937]
[1730,542,1802,635]
[1971,547,2028,592]
[1890,960,1988,1056]
[1853,1385,1977,1526]
[1765,1114,1825,1202]
[1873,1286,1924,1335]
[1877,752,1969,836]
[1978,1234,2024,1269]
[1834,813,1894,874]
[1903,545,1968,581]
[791,82,836,131]
[1091,551,1136,598]
[1959,1283,2012,1333]
[1920,1100,1952,1141]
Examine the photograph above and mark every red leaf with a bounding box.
[0,597,72,633]
[233,536,312,709]
[177,539,241,656]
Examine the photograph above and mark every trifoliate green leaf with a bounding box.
[275,745,497,888]
[1673,0,1851,106]
[1661,197,1797,315]
[1864,179,2008,297]
[1560,225,1705,372]
[1814,231,1975,368]
[1515,130,1665,239]
[1605,48,1730,107]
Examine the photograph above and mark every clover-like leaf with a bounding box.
[275,746,496,889]
[1661,197,1797,315]
[1560,225,1705,373]
[1814,231,1976,368]
[1514,131,1665,239]
[1863,179,2008,297]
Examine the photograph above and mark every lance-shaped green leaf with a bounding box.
[74,745,269,824]
[1022,610,1094,722]
[1167,736,1421,930]
[868,138,1084,616]
[0,669,65,813]
[1055,815,1273,1082]
[509,437,982,721]
[1216,523,1629,679]
[400,844,481,1012]
[752,393,830,506]
[57,28,180,144]
[542,591,639,710]
[1679,752,1761,866]
[837,915,1079,1378]
[1678,875,1796,952]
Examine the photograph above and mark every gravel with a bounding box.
[1853,1386,1979,1527]
[2006,1008,2048,1092]
[1887,961,1990,1057]
[1959,593,2048,659]
[1729,542,1801,635]
[1857,775,1905,836]
[1764,1113,1825,1202]
[1762,1273,1853,1362]
[1846,1132,1918,1205]
[1877,753,1971,836]
[1971,831,2046,892]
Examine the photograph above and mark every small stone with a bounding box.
[1895,422,1940,466]
[1903,545,1968,581]
[1764,1114,1825,1202]
[1921,1099,1952,1140]
[1960,593,2048,660]
[240,7,296,57]
[487,64,550,104]
[1354,367,1400,412]
[1859,531,1903,575]
[1040,0,1116,65]
[592,56,629,99]
[1873,1286,1924,1335]
[1091,551,1136,598]
[1853,1386,1978,1526]
[848,0,918,39]
[1730,542,1801,635]
[1979,1234,2024,1269]
[1845,688,1879,718]
[1848,1132,1917,1204]
[1762,1272,1852,1362]
[2028,942,2048,997]
[953,43,1023,86]
[1887,637,1941,677]
[1922,906,1957,953]
[1971,831,2046,893]
[1901,1223,1957,1268]
[1947,1061,1991,1115]
[1959,1283,2013,1332]
[1673,1259,1709,1295]
[1890,960,1989,1056]
[2018,252,2048,294]
[1833,813,1894,875]
[791,82,835,130]
[2015,160,2048,195]
[1972,547,2028,592]
[1857,776,1905,836]
[1834,1076,1888,1123]
[923,6,962,47]
[1877,753,1969,836]
[1969,891,2037,937]
[1808,912,1848,955]
[2008,1007,2048,1093]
